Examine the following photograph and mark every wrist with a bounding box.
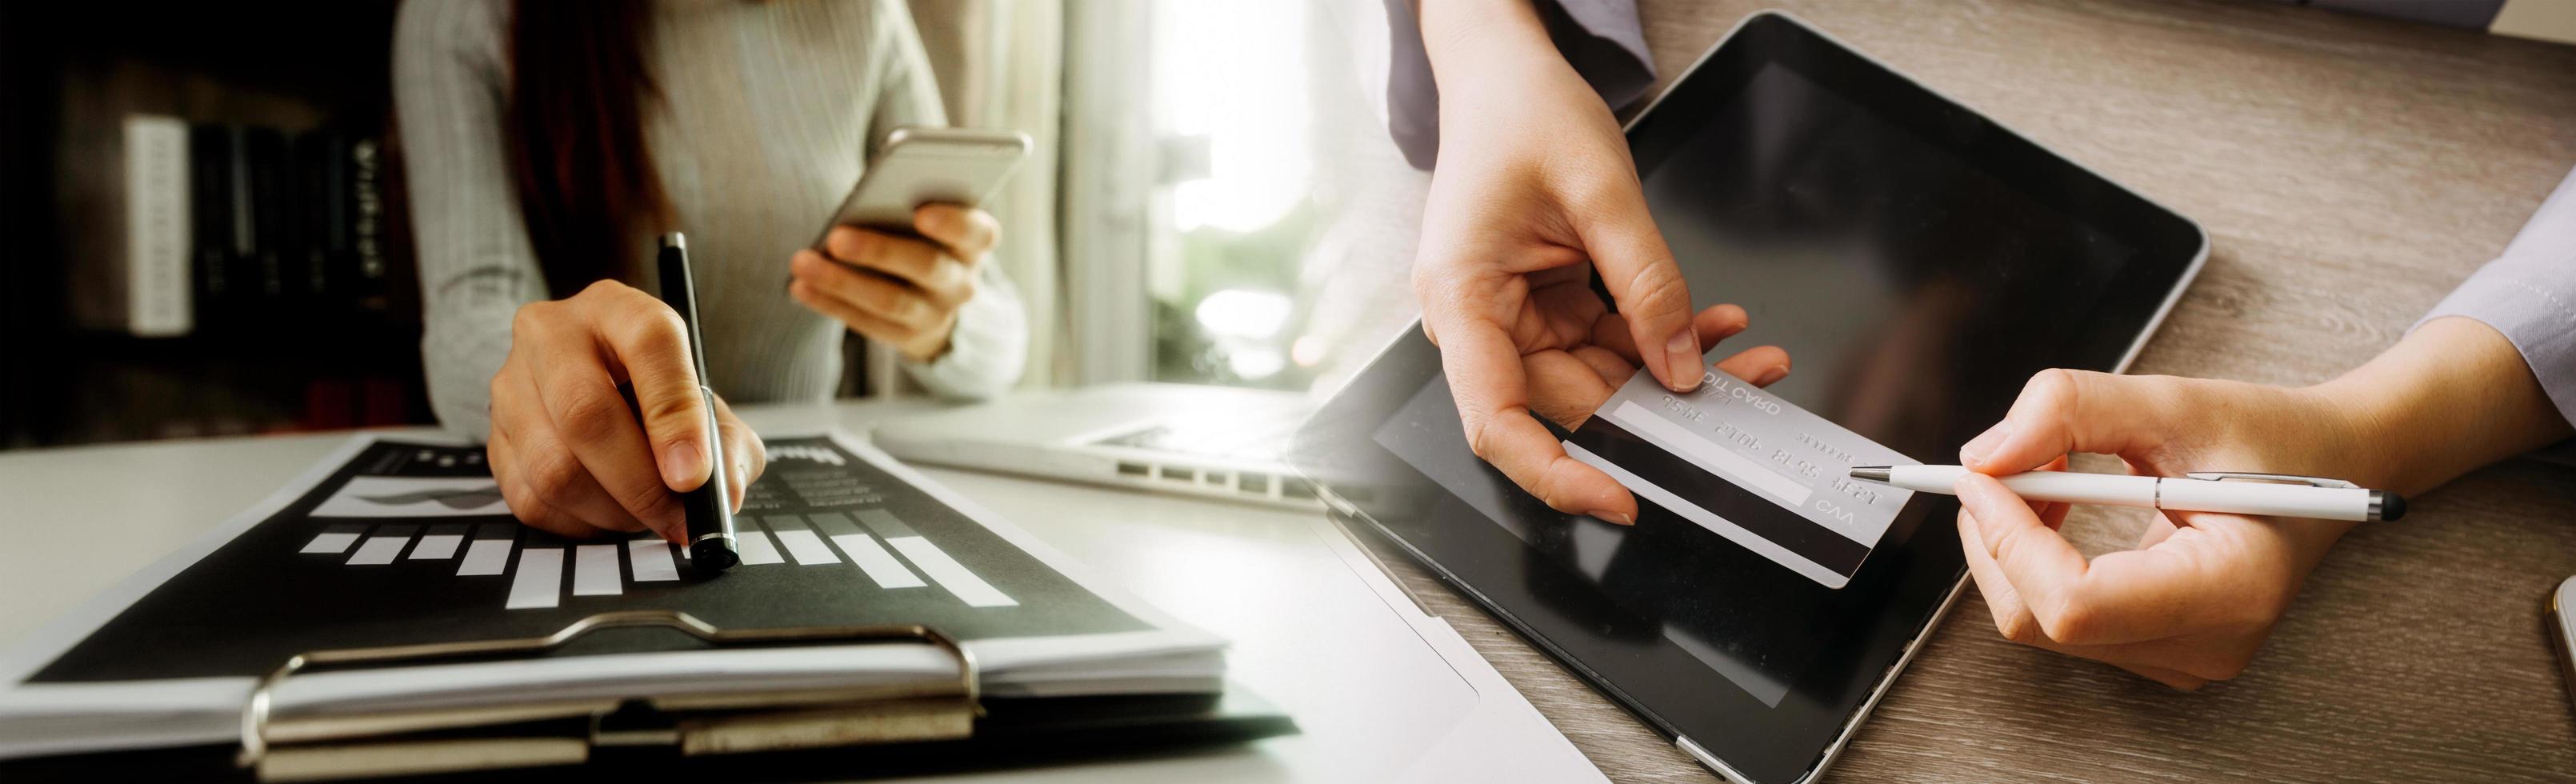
[1418,0,1560,96]
[897,317,958,365]
[2290,379,2406,495]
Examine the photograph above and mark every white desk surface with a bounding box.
[0,400,1601,782]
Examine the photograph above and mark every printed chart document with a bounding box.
[0,430,1232,760]
[1565,369,1918,588]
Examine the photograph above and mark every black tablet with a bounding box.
[1290,11,2205,784]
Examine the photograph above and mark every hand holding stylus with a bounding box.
[484,279,766,543]
[1943,314,2573,691]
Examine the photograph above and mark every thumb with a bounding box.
[1964,370,2179,475]
[1574,178,1701,394]
[599,297,714,493]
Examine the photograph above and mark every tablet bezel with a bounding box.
[1293,10,2206,783]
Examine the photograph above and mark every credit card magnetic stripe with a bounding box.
[1566,418,1870,575]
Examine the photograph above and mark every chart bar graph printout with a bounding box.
[22,434,1154,684]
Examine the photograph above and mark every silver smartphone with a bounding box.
[810,126,1031,248]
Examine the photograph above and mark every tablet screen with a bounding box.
[1294,13,2202,783]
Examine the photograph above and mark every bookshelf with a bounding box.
[0,0,428,447]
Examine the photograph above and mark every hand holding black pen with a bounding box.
[478,235,766,550]
[654,233,741,571]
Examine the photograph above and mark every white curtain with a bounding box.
[906,0,1067,390]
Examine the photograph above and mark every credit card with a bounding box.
[1563,369,1918,588]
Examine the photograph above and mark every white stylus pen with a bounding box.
[1848,466,2406,522]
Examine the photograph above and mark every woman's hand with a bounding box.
[487,280,766,542]
[790,203,997,362]
[1952,370,2368,689]
[1956,318,2570,690]
[1411,0,1713,524]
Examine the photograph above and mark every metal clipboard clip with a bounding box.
[236,610,980,782]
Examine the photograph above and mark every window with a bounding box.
[1068,0,1427,394]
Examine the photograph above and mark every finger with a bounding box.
[509,408,650,538]
[1958,510,2046,648]
[490,430,574,538]
[518,292,692,540]
[1692,303,1750,349]
[1567,345,1632,386]
[1962,370,2182,474]
[1965,499,2273,687]
[1571,181,1701,394]
[1426,301,1634,522]
[822,229,974,304]
[1711,345,1790,387]
[913,203,999,258]
[2037,501,2072,531]
[790,278,938,348]
[2032,456,2070,530]
[1956,473,2103,642]
[490,419,628,540]
[2123,662,2212,691]
[1526,350,1619,430]
[1962,510,2209,676]
[792,250,951,326]
[574,284,714,496]
[2136,516,2182,548]
[1960,473,2214,646]
[498,352,658,537]
[1586,304,1748,369]
[710,394,764,514]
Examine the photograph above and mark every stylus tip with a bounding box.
[1848,466,1892,482]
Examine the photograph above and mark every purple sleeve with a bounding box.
[1381,0,1657,170]
[2416,165,2576,432]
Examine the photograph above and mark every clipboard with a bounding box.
[237,610,978,782]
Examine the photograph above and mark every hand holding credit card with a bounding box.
[1565,368,1920,588]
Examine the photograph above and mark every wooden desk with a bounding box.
[1377,0,2576,780]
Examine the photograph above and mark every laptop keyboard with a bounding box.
[1087,414,1319,506]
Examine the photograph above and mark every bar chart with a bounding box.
[294,510,1018,611]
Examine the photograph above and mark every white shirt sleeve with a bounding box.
[2417,165,2576,430]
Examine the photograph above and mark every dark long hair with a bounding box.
[505,0,671,297]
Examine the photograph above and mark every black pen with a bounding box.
[656,233,740,571]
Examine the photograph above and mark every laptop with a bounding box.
[870,382,1322,510]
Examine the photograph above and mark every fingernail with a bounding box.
[662,440,706,490]
[1593,510,1634,526]
[1752,365,1788,386]
[1962,426,2009,466]
[1664,329,1702,391]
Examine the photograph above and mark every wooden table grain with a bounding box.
[1376,1,2576,780]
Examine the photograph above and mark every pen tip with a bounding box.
[1849,466,1891,482]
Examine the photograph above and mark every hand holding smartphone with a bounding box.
[811,126,1030,245]
[786,126,1030,362]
